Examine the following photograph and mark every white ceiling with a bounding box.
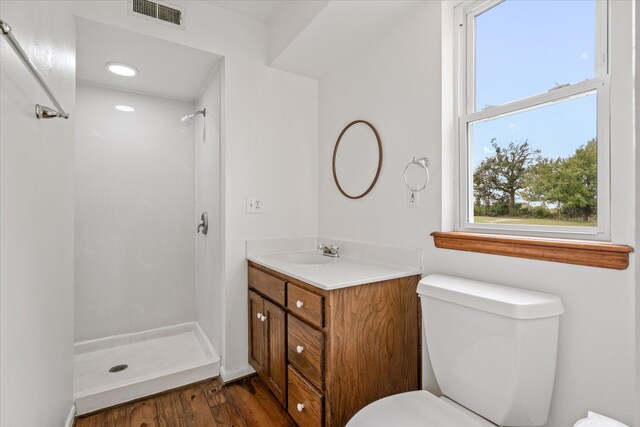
[76,18,223,102]
[205,0,287,23]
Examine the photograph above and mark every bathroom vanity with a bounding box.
[246,242,422,427]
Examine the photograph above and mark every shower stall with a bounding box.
[72,19,224,414]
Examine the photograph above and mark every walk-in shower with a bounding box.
[73,18,224,414]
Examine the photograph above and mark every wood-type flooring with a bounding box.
[75,375,297,427]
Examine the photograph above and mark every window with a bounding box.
[456,0,609,239]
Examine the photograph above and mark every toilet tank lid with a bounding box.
[417,274,564,319]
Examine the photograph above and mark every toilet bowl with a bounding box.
[347,390,495,427]
[347,274,564,427]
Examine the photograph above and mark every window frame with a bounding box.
[454,0,611,240]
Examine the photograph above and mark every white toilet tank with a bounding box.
[418,275,564,426]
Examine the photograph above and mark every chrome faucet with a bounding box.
[318,243,340,258]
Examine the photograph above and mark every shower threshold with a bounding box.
[73,322,219,415]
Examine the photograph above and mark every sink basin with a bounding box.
[274,252,336,265]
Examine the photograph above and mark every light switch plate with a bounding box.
[246,197,263,214]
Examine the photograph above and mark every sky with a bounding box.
[471,0,597,168]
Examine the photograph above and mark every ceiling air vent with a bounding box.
[129,0,184,28]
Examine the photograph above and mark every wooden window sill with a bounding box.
[431,231,633,270]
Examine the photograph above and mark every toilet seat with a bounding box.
[346,391,496,427]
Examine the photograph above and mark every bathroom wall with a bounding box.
[220,66,317,378]
[0,3,318,422]
[75,83,197,341]
[0,3,76,426]
[318,1,637,426]
[195,64,223,351]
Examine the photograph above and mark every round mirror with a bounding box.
[332,120,383,199]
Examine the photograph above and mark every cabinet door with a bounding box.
[264,300,287,407]
[248,290,266,377]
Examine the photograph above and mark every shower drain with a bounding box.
[108,364,128,373]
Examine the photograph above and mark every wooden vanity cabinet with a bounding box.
[248,290,267,376]
[248,279,287,406]
[248,261,421,427]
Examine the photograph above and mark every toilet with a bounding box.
[348,274,564,427]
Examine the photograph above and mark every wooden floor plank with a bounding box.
[247,376,297,427]
[227,377,296,427]
[130,398,159,427]
[226,380,274,427]
[156,392,188,427]
[202,378,228,407]
[107,406,131,425]
[75,375,293,427]
[75,412,108,427]
[209,393,248,427]
[178,385,218,426]
[203,377,222,392]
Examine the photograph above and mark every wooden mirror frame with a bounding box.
[332,120,383,199]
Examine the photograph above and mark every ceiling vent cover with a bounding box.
[129,0,184,28]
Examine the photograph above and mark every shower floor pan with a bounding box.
[73,322,219,415]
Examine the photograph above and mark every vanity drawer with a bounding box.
[288,366,324,427]
[249,266,285,306]
[288,283,324,327]
[288,315,324,390]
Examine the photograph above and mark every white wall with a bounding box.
[221,65,318,377]
[268,0,329,64]
[196,65,223,351]
[75,83,197,341]
[0,3,76,426]
[318,1,637,425]
[0,3,318,422]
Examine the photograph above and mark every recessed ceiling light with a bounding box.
[107,62,138,77]
[115,105,135,112]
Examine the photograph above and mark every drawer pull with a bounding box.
[261,314,267,322]
[296,300,304,308]
[296,403,305,412]
[256,313,262,319]
[296,345,304,353]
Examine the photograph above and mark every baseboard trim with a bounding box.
[220,364,255,382]
[65,404,76,427]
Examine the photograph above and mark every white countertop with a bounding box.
[247,252,422,290]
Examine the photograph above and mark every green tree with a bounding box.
[524,139,597,222]
[523,157,562,214]
[556,139,597,221]
[473,157,498,212]
[476,139,540,216]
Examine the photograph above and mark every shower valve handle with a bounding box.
[197,212,208,235]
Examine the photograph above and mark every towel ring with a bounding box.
[404,157,430,192]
